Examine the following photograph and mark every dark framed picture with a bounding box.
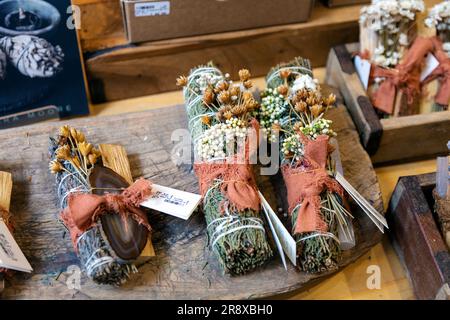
[0,0,89,128]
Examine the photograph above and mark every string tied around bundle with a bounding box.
[60,178,153,250]
[282,134,344,235]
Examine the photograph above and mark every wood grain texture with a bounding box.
[0,102,382,299]
[326,42,450,164]
[98,144,155,257]
[388,173,450,300]
[85,4,360,102]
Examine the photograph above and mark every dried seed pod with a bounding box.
[218,91,231,103]
[277,85,289,96]
[243,80,253,89]
[176,75,188,86]
[238,69,251,81]
[203,88,214,105]
[295,101,307,113]
[280,70,291,79]
[201,115,211,126]
[0,35,64,78]
[0,48,6,80]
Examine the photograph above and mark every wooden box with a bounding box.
[388,173,450,300]
[321,0,370,8]
[326,43,450,164]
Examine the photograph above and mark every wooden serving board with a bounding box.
[0,102,383,299]
[326,43,450,164]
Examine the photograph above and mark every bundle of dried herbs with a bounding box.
[49,126,152,285]
[177,64,273,275]
[259,57,354,273]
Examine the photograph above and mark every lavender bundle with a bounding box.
[177,65,273,275]
[258,58,354,273]
[0,35,63,78]
[49,126,151,285]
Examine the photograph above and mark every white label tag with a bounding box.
[258,192,296,266]
[354,56,371,90]
[140,184,201,220]
[0,220,32,273]
[420,53,439,82]
[135,1,170,17]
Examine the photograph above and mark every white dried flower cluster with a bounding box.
[360,0,425,67]
[443,42,450,56]
[193,72,223,92]
[291,74,319,93]
[197,117,248,160]
[425,1,450,29]
[281,134,304,161]
[300,118,336,139]
[258,88,289,141]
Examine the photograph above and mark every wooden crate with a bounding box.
[326,43,450,164]
[78,3,362,103]
[388,173,450,300]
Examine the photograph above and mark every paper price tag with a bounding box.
[258,192,296,267]
[0,220,32,273]
[420,53,439,82]
[135,1,170,17]
[140,184,202,220]
[354,56,371,90]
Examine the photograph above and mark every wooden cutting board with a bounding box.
[0,101,383,299]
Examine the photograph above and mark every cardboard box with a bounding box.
[121,0,313,43]
[321,0,370,7]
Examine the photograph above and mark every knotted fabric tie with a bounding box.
[282,135,343,235]
[371,36,434,114]
[194,159,260,213]
[422,37,450,106]
[61,178,153,249]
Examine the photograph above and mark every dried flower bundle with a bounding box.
[360,0,424,67]
[425,1,450,56]
[49,126,150,285]
[177,64,272,275]
[260,58,354,273]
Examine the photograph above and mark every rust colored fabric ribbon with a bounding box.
[422,37,450,106]
[371,37,433,114]
[281,135,343,235]
[60,178,152,249]
[194,159,260,213]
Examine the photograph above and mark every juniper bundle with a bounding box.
[177,65,273,275]
[49,126,151,285]
[260,57,354,273]
[0,35,63,78]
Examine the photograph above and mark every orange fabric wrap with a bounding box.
[422,37,450,106]
[194,160,260,212]
[60,178,152,249]
[282,135,343,235]
[371,37,433,114]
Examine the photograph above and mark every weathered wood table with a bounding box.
[0,102,383,299]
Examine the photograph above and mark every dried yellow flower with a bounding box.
[201,115,211,126]
[230,86,240,97]
[176,75,188,87]
[203,88,214,105]
[271,123,281,132]
[59,125,70,138]
[242,91,253,102]
[79,141,93,157]
[77,131,86,143]
[238,69,251,82]
[218,91,231,103]
[231,105,246,116]
[88,154,98,166]
[326,93,336,106]
[71,156,81,168]
[224,111,233,120]
[243,80,253,89]
[293,122,303,132]
[310,104,324,118]
[56,145,71,160]
[49,160,63,174]
[277,85,289,96]
[216,81,229,92]
[295,101,307,113]
[70,128,78,141]
[280,70,291,79]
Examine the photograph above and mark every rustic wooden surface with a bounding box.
[326,42,450,164]
[84,3,361,102]
[388,173,450,300]
[0,98,383,299]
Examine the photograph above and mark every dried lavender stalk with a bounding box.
[0,35,63,78]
